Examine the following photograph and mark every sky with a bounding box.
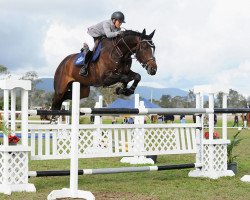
[1,0,250,96]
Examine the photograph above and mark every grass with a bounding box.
[1,128,250,200]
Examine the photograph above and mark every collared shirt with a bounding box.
[87,19,120,38]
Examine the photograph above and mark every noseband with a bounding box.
[111,35,156,69]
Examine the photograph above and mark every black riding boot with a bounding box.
[79,65,88,76]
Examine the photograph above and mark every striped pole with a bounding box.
[28,108,250,116]
[29,163,201,177]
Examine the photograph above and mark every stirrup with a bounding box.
[79,66,88,76]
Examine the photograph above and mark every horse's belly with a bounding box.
[102,73,122,86]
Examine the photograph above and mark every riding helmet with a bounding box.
[111,11,126,23]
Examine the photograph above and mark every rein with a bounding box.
[110,34,155,69]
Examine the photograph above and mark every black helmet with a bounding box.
[111,11,125,23]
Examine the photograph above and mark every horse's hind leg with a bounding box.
[52,83,71,110]
[52,94,65,110]
[80,86,90,99]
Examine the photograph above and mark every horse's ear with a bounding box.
[148,29,156,39]
[142,29,146,37]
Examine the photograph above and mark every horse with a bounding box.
[150,115,158,123]
[163,114,175,123]
[241,113,250,127]
[150,114,174,123]
[52,29,157,110]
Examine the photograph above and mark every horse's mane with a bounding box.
[122,29,151,40]
[123,30,141,37]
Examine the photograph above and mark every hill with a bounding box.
[36,78,188,100]
[135,86,188,100]
[37,78,54,92]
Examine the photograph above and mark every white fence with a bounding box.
[29,123,200,160]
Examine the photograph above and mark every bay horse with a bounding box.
[242,113,250,127]
[52,29,157,110]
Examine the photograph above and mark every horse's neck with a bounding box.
[101,38,135,66]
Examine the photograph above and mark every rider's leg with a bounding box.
[79,37,101,76]
[79,42,92,76]
[93,37,100,52]
[79,54,89,76]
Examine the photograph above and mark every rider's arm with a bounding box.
[103,20,120,38]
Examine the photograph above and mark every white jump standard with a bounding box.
[0,78,36,195]
[2,78,249,199]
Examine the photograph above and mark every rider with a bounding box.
[79,11,125,76]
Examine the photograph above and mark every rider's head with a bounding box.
[111,11,125,28]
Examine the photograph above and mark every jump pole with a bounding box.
[28,108,250,116]
[29,163,201,177]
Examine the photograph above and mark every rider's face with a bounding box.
[114,20,122,28]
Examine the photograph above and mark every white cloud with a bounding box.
[1,0,250,96]
[214,60,250,95]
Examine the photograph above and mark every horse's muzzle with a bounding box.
[147,65,157,75]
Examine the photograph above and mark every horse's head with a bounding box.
[114,29,157,75]
[135,29,157,75]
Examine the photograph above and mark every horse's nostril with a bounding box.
[151,68,157,75]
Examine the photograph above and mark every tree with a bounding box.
[43,92,54,108]
[0,65,8,75]
[80,88,99,108]
[96,83,128,106]
[0,65,9,109]
[215,92,223,108]
[215,89,247,108]
[21,71,41,87]
[171,96,186,108]
[159,94,172,108]
[247,96,250,105]
[21,71,43,108]
[228,89,247,108]
[187,90,196,108]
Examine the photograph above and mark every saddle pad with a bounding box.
[91,42,102,62]
[74,52,85,66]
[74,42,101,67]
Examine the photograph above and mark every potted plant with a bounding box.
[227,130,243,174]
[0,121,20,145]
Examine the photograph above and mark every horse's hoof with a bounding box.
[116,87,123,95]
[123,88,134,96]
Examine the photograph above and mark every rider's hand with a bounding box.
[117,31,123,36]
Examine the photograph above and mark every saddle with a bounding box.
[74,42,102,67]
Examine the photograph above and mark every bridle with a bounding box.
[136,39,156,70]
[111,35,156,69]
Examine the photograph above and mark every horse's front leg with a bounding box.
[127,71,141,92]
[116,71,141,96]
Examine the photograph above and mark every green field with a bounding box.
[1,128,250,200]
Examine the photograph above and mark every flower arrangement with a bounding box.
[204,131,220,139]
[8,135,20,144]
[0,121,20,145]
